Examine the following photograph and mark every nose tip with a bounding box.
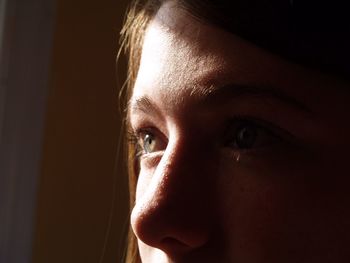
[131,194,211,256]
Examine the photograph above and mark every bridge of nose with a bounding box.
[131,136,219,254]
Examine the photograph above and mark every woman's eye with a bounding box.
[235,125,257,149]
[142,133,156,154]
[224,120,281,150]
[137,131,165,155]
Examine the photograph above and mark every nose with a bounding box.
[130,138,215,256]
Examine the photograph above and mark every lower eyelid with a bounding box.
[140,152,163,169]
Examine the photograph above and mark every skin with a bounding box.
[129,1,350,262]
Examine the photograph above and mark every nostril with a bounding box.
[158,229,211,253]
[160,237,190,253]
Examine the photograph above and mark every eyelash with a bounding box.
[127,130,145,159]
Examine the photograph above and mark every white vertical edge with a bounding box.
[0,0,56,262]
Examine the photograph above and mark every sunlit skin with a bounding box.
[129,1,350,262]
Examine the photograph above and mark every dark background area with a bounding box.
[32,0,129,262]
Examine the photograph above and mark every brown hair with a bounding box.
[120,1,162,262]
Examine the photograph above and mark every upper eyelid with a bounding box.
[128,108,166,138]
[134,126,168,146]
[129,116,158,135]
[227,116,295,138]
[133,127,152,137]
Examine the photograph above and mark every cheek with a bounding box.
[216,153,350,262]
[222,171,327,262]
[134,173,145,202]
[216,161,291,261]
[134,164,154,202]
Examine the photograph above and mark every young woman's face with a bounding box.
[129,2,350,262]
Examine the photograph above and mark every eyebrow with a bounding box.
[129,96,159,115]
[129,83,311,116]
[199,83,311,113]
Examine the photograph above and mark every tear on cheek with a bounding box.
[232,152,241,162]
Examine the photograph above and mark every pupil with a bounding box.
[236,126,257,149]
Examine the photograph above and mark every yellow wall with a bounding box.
[33,0,129,262]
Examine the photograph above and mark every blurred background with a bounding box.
[0,0,130,262]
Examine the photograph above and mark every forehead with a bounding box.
[133,3,219,100]
[130,1,349,119]
[132,2,276,105]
